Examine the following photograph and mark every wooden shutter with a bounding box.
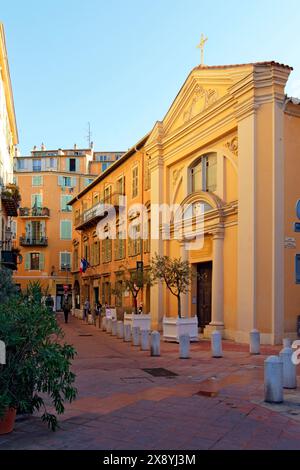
[58,175,64,186]
[75,159,80,172]
[71,177,77,188]
[25,253,30,270]
[39,253,45,271]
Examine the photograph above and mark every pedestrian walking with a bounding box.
[62,292,72,324]
[83,298,90,322]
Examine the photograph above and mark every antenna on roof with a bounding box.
[86,122,92,148]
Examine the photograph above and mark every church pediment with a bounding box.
[163,74,229,134]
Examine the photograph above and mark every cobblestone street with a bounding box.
[1,314,300,450]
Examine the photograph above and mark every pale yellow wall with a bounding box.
[223,224,237,332]
[284,109,300,333]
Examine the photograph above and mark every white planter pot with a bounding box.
[105,307,117,321]
[74,308,83,319]
[124,313,151,331]
[87,314,94,325]
[163,316,199,342]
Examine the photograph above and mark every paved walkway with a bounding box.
[1,315,300,450]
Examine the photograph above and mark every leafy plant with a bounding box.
[0,267,19,299]
[0,281,77,431]
[150,254,192,318]
[113,265,152,315]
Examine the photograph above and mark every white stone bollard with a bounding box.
[124,324,131,342]
[101,317,107,331]
[117,321,124,339]
[132,326,140,346]
[211,331,223,358]
[179,334,190,359]
[111,320,118,336]
[150,331,160,357]
[279,347,297,389]
[283,338,292,348]
[264,355,283,403]
[106,318,112,334]
[140,330,150,351]
[250,329,260,355]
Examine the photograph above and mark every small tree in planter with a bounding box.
[151,254,192,318]
[113,266,152,315]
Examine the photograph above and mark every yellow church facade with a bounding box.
[70,61,300,345]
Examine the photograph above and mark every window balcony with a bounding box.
[19,207,50,217]
[75,192,125,230]
[1,185,21,217]
[19,236,48,247]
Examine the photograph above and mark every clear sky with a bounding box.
[2,0,300,155]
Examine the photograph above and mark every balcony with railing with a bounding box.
[75,191,125,230]
[19,207,50,217]
[1,184,21,217]
[19,236,48,247]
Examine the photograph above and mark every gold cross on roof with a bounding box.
[197,34,208,66]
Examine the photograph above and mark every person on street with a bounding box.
[83,298,90,322]
[62,292,72,324]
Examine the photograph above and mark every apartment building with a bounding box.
[0,23,19,271]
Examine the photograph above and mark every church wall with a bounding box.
[255,102,274,335]
[284,109,300,335]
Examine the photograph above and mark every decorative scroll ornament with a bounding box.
[225,137,238,157]
[172,166,183,186]
[183,85,218,123]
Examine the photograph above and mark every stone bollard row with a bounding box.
[264,355,283,403]
[140,330,150,351]
[250,329,260,355]
[132,326,140,346]
[124,324,131,342]
[151,331,160,357]
[280,347,297,389]
[117,321,124,339]
[211,331,223,358]
[106,318,112,334]
[111,320,118,336]
[179,334,190,359]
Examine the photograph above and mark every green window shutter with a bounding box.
[40,221,46,237]
[66,158,70,172]
[61,195,66,211]
[58,175,64,186]
[61,221,71,240]
[75,159,80,172]
[32,176,42,186]
[71,177,77,188]
[25,253,30,270]
[39,253,45,271]
[25,221,31,237]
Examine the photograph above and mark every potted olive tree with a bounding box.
[113,265,152,331]
[0,271,77,434]
[151,254,198,342]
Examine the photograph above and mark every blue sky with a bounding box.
[2,0,300,154]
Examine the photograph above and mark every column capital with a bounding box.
[209,227,224,240]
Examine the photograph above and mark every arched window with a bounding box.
[190,153,217,193]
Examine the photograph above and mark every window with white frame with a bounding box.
[60,252,71,271]
[60,220,72,240]
[191,153,217,193]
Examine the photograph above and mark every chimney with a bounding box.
[32,145,37,151]
[90,141,94,150]
[74,143,77,150]
[41,143,46,151]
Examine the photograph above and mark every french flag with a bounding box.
[80,258,89,273]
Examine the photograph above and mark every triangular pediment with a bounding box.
[160,65,253,136]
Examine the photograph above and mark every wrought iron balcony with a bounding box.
[75,192,125,230]
[1,191,19,216]
[19,207,50,217]
[19,236,48,247]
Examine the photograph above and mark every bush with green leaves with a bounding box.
[0,276,77,431]
[151,254,193,318]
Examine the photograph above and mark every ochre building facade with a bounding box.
[70,61,300,345]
